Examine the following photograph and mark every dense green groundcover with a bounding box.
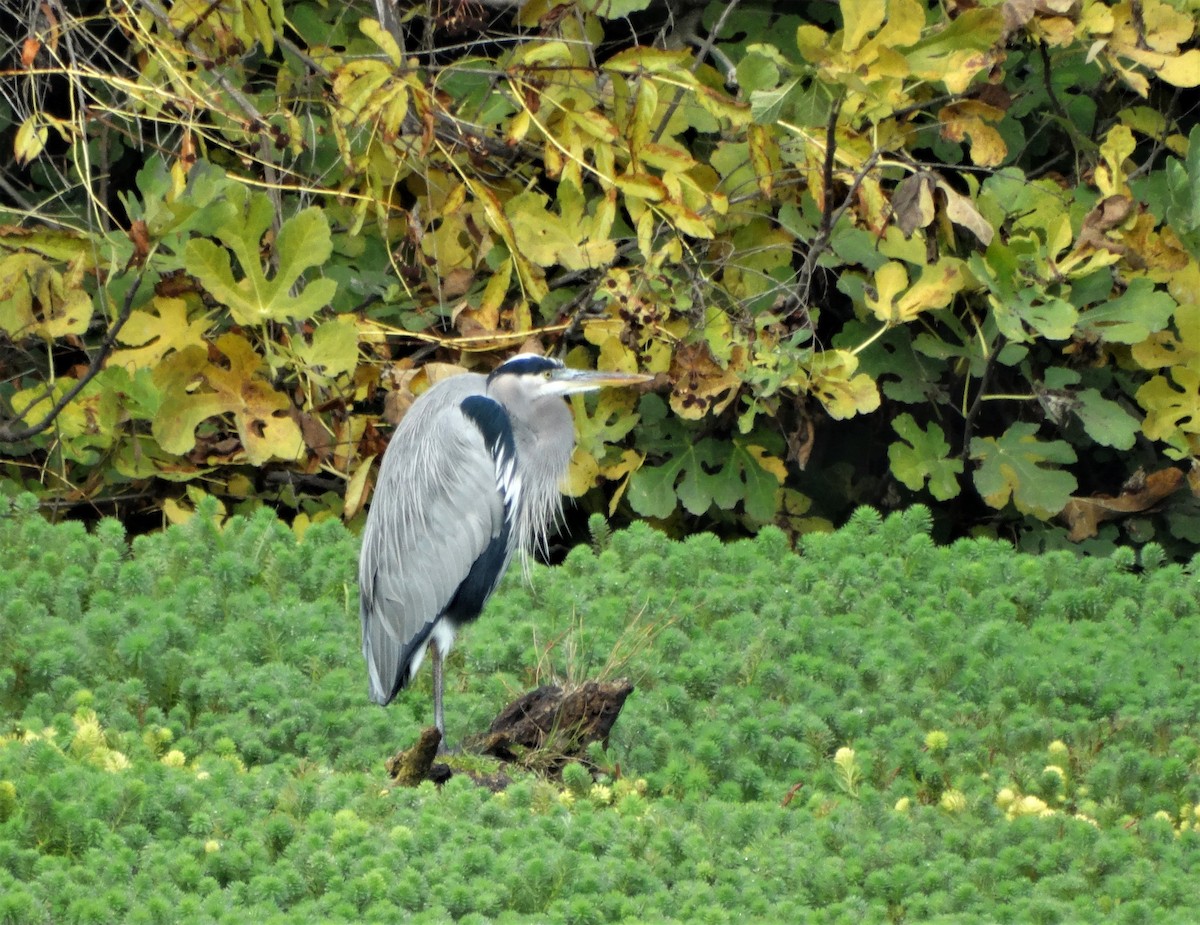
[2,495,1200,923]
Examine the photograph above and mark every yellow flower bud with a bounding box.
[940,790,967,813]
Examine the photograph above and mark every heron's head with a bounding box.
[488,353,653,399]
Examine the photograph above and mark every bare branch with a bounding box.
[650,0,741,146]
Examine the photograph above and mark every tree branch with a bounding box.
[650,0,741,146]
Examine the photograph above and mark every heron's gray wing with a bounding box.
[358,375,510,704]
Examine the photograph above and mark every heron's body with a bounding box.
[358,355,649,741]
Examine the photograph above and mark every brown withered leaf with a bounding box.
[127,219,150,268]
[295,408,334,462]
[892,173,936,238]
[787,395,816,471]
[359,419,388,459]
[1060,467,1184,541]
[1000,0,1036,36]
[21,37,41,67]
[669,341,741,420]
[452,297,498,337]
[1074,195,1133,257]
[935,176,995,246]
[441,267,475,299]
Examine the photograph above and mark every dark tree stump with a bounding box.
[475,678,634,771]
[385,678,634,786]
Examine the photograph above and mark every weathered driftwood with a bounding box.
[385,678,634,786]
[476,678,634,765]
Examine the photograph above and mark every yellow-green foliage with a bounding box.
[2,1,1200,549]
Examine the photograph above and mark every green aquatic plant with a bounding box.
[2,495,1200,922]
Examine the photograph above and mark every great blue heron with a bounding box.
[358,353,651,742]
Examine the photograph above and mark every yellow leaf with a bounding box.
[864,262,911,323]
[614,172,669,202]
[565,446,600,497]
[1097,124,1136,195]
[570,109,618,143]
[1155,49,1200,88]
[582,317,625,347]
[509,40,573,68]
[13,117,48,165]
[507,107,532,145]
[421,212,476,271]
[1139,0,1194,50]
[111,297,212,370]
[571,238,618,268]
[746,445,788,483]
[748,124,774,197]
[480,258,513,316]
[602,47,693,75]
[359,17,403,66]
[343,455,375,521]
[938,101,1007,166]
[937,180,994,246]
[659,202,714,239]
[877,0,925,47]
[152,335,304,464]
[808,350,881,420]
[637,142,695,173]
[841,0,887,51]
[895,259,968,319]
[604,449,644,516]
[669,341,741,419]
[0,252,92,340]
[1034,15,1077,47]
[505,191,581,267]
[636,210,655,259]
[598,335,639,374]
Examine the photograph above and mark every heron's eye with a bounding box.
[542,370,553,380]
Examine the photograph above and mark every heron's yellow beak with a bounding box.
[550,367,655,395]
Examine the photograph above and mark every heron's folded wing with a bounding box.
[358,380,508,704]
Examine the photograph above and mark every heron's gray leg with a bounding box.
[431,644,446,747]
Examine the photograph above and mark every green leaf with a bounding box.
[184,186,336,326]
[1077,278,1175,344]
[1165,124,1200,256]
[292,319,360,379]
[716,443,785,521]
[736,51,782,94]
[888,414,964,501]
[750,77,800,125]
[970,423,1077,518]
[629,396,783,520]
[584,0,654,18]
[1074,389,1140,450]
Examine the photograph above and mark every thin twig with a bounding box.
[960,333,1004,461]
[650,0,741,146]
[792,97,880,316]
